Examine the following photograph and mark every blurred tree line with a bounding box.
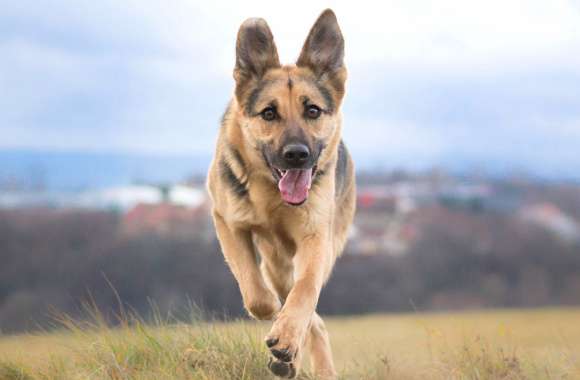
[0,208,579,333]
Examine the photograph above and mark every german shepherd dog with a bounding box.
[207,9,355,379]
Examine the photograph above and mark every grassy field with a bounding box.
[0,308,579,379]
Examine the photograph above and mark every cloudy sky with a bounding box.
[2,0,580,176]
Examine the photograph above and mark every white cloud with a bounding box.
[1,0,580,174]
[343,118,446,160]
[179,0,580,72]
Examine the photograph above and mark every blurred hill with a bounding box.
[1,168,579,333]
[0,149,211,191]
[2,149,579,193]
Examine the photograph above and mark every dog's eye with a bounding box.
[261,107,277,121]
[305,105,321,120]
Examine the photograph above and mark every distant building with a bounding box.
[519,202,580,243]
[353,186,418,256]
[122,202,210,238]
[75,185,163,211]
[0,182,208,212]
[357,185,417,214]
[437,183,492,211]
[168,185,205,208]
[74,184,206,212]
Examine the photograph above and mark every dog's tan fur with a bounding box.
[207,9,355,379]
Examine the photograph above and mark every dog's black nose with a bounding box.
[282,144,310,167]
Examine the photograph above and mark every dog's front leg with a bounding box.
[265,232,330,378]
[212,212,281,320]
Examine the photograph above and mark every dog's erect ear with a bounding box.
[297,9,344,77]
[234,18,280,86]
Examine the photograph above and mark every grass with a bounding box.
[0,308,579,379]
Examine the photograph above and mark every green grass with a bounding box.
[1,308,579,379]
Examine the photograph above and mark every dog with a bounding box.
[207,9,355,379]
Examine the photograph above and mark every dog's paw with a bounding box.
[264,314,307,374]
[245,289,281,321]
[268,357,296,378]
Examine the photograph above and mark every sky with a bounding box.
[1,0,580,176]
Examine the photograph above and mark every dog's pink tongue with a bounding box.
[278,168,313,204]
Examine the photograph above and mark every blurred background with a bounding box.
[1,0,580,333]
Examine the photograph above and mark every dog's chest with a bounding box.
[227,176,327,241]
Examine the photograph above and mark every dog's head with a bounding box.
[232,9,346,206]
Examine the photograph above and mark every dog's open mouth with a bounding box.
[272,166,317,206]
